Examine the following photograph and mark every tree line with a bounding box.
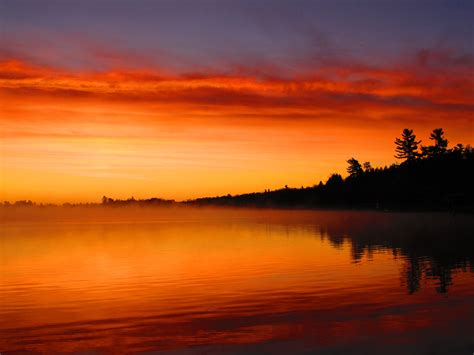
[3,128,471,212]
[100,196,175,206]
[188,128,473,212]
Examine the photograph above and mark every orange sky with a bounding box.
[0,55,473,203]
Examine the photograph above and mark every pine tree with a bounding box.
[395,129,421,161]
[347,158,363,176]
[422,128,448,157]
[363,161,372,172]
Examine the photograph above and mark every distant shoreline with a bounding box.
[3,129,473,214]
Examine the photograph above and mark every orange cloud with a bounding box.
[0,51,472,202]
[0,53,474,111]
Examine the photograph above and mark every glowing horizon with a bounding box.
[1,0,472,203]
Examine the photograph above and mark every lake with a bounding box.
[1,208,473,354]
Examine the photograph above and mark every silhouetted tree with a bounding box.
[326,173,343,187]
[452,143,465,154]
[347,158,363,177]
[187,127,472,212]
[395,128,421,161]
[422,128,448,157]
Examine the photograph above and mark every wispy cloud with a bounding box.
[1,47,472,116]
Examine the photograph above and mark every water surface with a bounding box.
[1,208,473,353]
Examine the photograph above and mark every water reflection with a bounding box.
[317,212,474,294]
[0,209,473,353]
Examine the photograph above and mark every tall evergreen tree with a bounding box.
[395,129,421,161]
[422,128,448,157]
[347,158,363,176]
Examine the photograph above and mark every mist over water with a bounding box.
[1,207,473,353]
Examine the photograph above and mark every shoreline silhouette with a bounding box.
[3,128,472,213]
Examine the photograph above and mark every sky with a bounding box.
[1,0,473,203]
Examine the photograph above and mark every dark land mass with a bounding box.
[186,129,473,212]
[185,153,473,212]
[4,128,473,213]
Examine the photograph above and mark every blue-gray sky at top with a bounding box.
[1,0,472,73]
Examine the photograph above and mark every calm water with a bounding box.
[1,208,473,354]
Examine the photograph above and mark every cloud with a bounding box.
[1,47,472,120]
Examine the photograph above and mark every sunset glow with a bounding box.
[1,2,474,353]
[1,1,472,202]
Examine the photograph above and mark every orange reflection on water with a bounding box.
[1,209,473,353]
